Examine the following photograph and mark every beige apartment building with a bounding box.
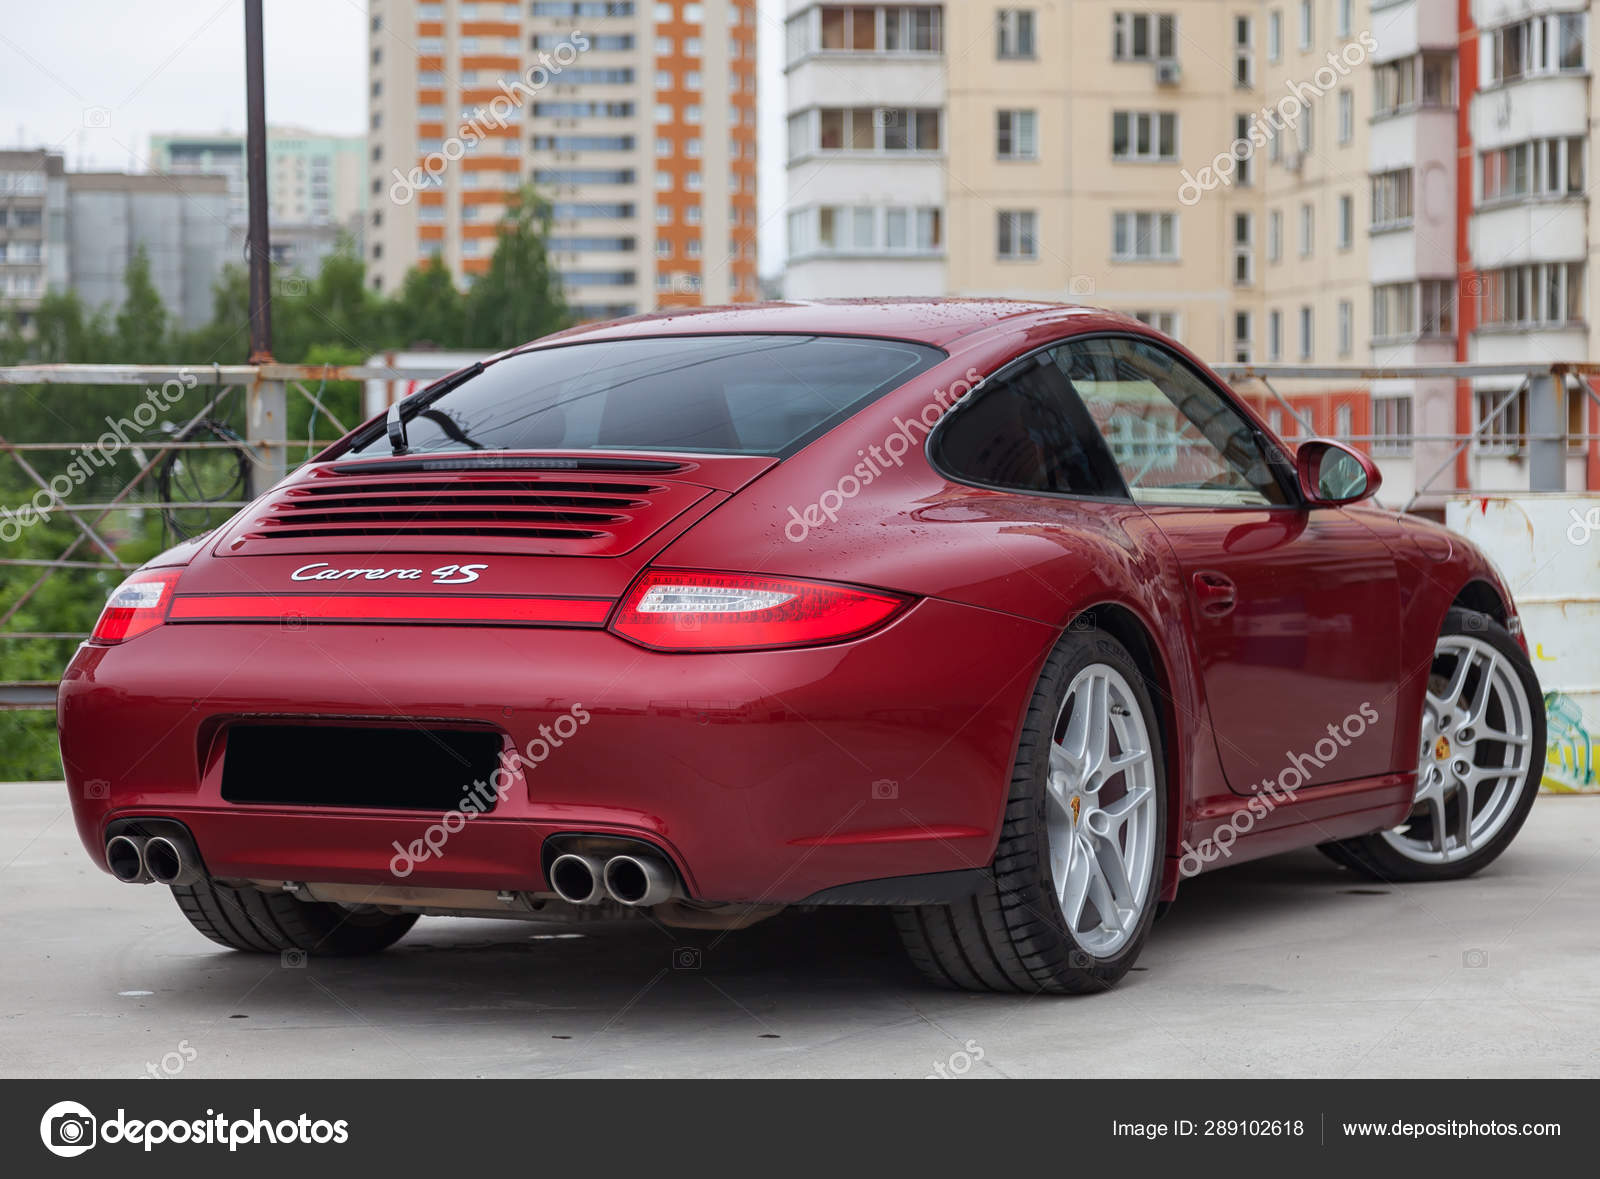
[369,0,759,319]
[941,1,1370,377]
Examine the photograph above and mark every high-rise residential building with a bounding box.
[782,2,947,298]
[65,172,231,329]
[366,0,759,320]
[0,150,228,331]
[151,128,368,276]
[781,1,1600,499]
[0,151,68,328]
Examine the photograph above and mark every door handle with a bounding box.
[1191,571,1237,617]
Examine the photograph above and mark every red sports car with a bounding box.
[58,300,1545,992]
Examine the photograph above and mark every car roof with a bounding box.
[520,298,1147,352]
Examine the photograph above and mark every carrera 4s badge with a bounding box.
[290,562,489,585]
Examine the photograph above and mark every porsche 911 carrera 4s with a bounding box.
[59,300,1545,992]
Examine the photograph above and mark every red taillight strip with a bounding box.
[168,594,611,627]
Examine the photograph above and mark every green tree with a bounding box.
[390,257,467,348]
[464,188,570,349]
[114,246,170,360]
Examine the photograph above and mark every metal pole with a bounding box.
[244,0,273,362]
[1526,370,1566,492]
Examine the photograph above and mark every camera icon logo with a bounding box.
[83,778,110,800]
[871,778,898,800]
[281,949,308,969]
[1463,948,1489,968]
[82,106,111,128]
[672,947,702,970]
[280,612,307,632]
[40,1100,97,1157]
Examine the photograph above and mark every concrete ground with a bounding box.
[1,781,1596,1079]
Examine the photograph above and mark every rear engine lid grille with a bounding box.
[217,467,712,557]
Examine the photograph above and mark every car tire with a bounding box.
[171,878,418,956]
[895,626,1167,993]
[1319,607,1545,883]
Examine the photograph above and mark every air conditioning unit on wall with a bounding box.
[1155,59,1181,86]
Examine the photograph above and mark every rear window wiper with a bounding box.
[387,361,485,454]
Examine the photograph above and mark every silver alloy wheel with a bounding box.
[1045,663,1159,957]
[1383,633,1534,864]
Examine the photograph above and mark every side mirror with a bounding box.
[1296,438,1382,506]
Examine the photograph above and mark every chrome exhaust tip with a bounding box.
[143,835,201,887]
[548,853,607,905]
[105,835,150,884]
[602,854,677,907]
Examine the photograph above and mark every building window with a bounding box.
[996,109,1038,160]
[1234,16,1254,86]
[1475,389,1525,455]
[1337,193,1353,248]
[1486,13,1587,85]
[1337,300,1353,356]
[814,106,941,152]
[1372,396,1413,455]
[1267,209,1282,262]
[1111,211,1179,261]
[1298,306,1313,359]
[1268,309,1282,360]
[1298,202,1313,255]
[1374,52,1456,117]
[1298,0,1311,50]
[1232,115,1254,185]
[1113,11,1176,61]
[1477,262,1585,328]
[1233,311,1252,363]
[1233,211,1254,285]
[1480,137,1586,203]
[1267,9,1281,62]
[997,209,1039,259]
[1111,111,1178,161]
[997,9,1036,58]
[1338,89,1353,144]
[1132,310,1180,337]
[1338,0,1352,39]
[1371,169,1414,229]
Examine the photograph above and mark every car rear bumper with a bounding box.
[58,598,1054,903]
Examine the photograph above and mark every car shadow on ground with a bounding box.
[142,848,1366,1021]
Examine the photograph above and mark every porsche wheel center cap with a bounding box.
[1434,736,1451,761]
[1070,796,1081,824]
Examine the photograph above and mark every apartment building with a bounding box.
[367,0,759,320]
[781,1,1600,498]
[151,128,369,276]
[0,151,68,329]
[782,1,947,298]
[0,150,228,331]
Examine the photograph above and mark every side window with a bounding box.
[1055,336,1290,506]
[932,349,1128,497]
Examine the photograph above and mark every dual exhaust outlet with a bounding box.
[105,833,201,887]
[549,852,678,908]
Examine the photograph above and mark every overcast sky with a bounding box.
[0,0,788,275]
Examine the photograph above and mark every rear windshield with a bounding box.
[350,333,945,458]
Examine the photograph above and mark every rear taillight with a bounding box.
[91,569,181,643]
[609,570,910,652]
